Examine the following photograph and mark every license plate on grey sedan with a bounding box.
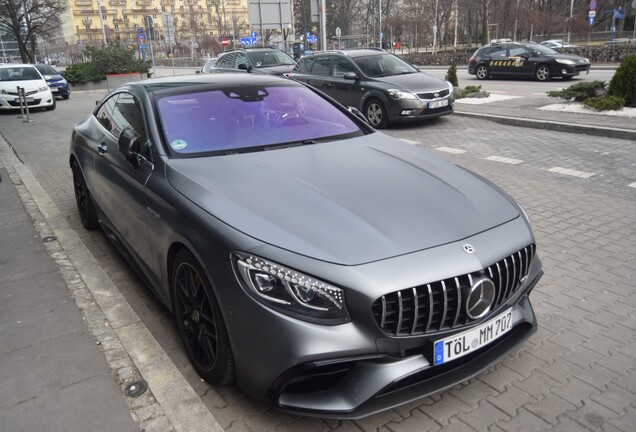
[428,99,448,109]
[433,308,513,365]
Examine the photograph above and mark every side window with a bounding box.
[112,93,150,158]
[95,95,119,134]
[509,47,526,56]
[292,58,307,73]
[217,54,234,68]
[487,47,507,58]
[235,52,249,69]
[310,57,330,76]
[333,57,356,77]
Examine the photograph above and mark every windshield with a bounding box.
[247,51,296,68]
[352,54,419,78]
[525,44,558,55]
[35,65,59,75]
[157,83,364,156]
[0,66,42,81]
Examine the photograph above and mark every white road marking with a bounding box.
[400,139,421,145]
[548,167,595,179]
[628,182,636,189]
[436,146,467,154]
[486,156,523,165]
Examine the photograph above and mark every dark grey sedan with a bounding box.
[70,73,542,418]
[290,49,454,128]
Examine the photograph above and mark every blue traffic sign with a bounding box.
[139,44,147,49]
[589,16,595,25]
[136,33,146,39]
[251,31,257,38]
[241,37,257,46]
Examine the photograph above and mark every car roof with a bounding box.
[127,73,298,94]
[306,49,388,58]
[0,63,38,69]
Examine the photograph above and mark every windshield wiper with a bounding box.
[264,139,317,151]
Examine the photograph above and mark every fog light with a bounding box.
[562,69,567,75]
[400,110,414,116]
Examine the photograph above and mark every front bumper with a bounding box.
[387,95,454,123]
[212,217,541,418]
[0,89,55,110]
[555,63,590,78]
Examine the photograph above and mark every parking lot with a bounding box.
[1,85,635,431]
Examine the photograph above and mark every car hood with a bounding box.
[547,53,589,63]
[373,72,448,92]
[166,134,519,265]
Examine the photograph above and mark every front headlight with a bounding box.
[387,89,418,100]
[446,80,455,96]
[232,252,350,325]
[38,84,49,92]
[555,58,575,65]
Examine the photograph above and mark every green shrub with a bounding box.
[583,95,626,111]
[456,85,489,99]
[445,61,459,87]
[547,80,606,101]
[64,43,150,84]
[608,54,636,107]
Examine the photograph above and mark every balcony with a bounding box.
[109,0,126,5]
[74,9,98,15]
[75,0,93,6]
[136,0,152,5]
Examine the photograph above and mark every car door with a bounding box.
[215,52,236,72]
[92,92,155,274]
[501,45,531,76]
[303,55,333,95]
[485,45,509,76]
[329,56,363,108]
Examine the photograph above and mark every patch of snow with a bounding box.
[455,94,522,105]
[538,103,636,118]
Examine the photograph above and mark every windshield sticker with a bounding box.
[171,139,188,150]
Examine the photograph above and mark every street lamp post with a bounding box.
[96,0,108,46]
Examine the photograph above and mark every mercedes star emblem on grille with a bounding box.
[462,243,475,254]
[465,278,496,319]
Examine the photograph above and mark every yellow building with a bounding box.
[61,0,249,52]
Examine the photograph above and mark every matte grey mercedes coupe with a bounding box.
[70,73,542,418]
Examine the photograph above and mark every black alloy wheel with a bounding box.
[365,98,388,129]
[475,65,490,80]
[71,160,98,230]
[172,250,235,385]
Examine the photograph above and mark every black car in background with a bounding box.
[34,64,70,99]
[468,42,591,81]
[210,47,296,76]
[290,49,454,129]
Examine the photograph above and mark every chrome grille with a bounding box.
[416,88,450,100]
[372,245,536,336]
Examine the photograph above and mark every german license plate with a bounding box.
[14,97,34,103]
[433,308,513,365]
[428,99,448,109]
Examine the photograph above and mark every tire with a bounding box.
[535,64,552,81]
[364,98,388,129]
[172,250,235,385]
[71,160,99,230]
[62,93,70,100]
[45,98,56,111]
[475,64,489,80]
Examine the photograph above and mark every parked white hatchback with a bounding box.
[0,64,55,111]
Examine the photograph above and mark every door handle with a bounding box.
[97,143,108,154]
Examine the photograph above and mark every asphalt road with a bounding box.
[0,90,634,432]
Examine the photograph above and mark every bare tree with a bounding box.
[0,0,67,63]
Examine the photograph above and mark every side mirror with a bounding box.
[195,70,201,74]
[347,106,368,123]
[343,72,358,80]
[118,127,141,168]
[238,63,252,71]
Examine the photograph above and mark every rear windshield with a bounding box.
[157,83,364,156]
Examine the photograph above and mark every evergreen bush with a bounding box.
[583,95,626,111]
[546,80,606,101]
[64,44,150,84]
[608,54,636,107]
[445,61,459,87]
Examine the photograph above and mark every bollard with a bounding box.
[17,86,26,119]
[20,87,33,123]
